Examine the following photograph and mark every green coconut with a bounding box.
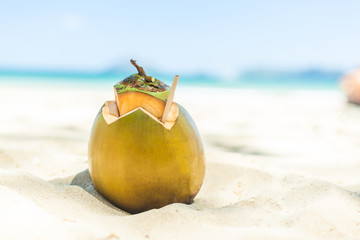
[88,60,206,213]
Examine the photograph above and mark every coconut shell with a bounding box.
[88,103,205,214]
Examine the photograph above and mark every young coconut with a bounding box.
[88,59,205,214]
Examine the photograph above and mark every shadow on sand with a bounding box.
[70,169,126,213]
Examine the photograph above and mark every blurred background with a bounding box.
[1,0,359,88]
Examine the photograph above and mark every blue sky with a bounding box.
[1,0,360,77]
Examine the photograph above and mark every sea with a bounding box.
[0,69,343,91]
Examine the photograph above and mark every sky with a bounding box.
[0,0,360,77]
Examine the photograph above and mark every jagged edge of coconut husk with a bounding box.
[102,100,179,130]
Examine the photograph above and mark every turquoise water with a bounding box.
[0,70,343,90]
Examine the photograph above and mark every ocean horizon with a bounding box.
[0,68,343,90]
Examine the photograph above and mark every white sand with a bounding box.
[0,83,360,239]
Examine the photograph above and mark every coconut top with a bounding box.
[114,60,170,101]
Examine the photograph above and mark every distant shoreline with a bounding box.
[0,68,342,90]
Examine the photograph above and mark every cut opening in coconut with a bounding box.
[114,87,166,119]
[103,74,180,129]
[102,100,179,130]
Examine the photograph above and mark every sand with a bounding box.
[0,83,360,239]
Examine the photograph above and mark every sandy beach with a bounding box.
[1,84,360,239]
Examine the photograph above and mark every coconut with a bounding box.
[88,60,205,213]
